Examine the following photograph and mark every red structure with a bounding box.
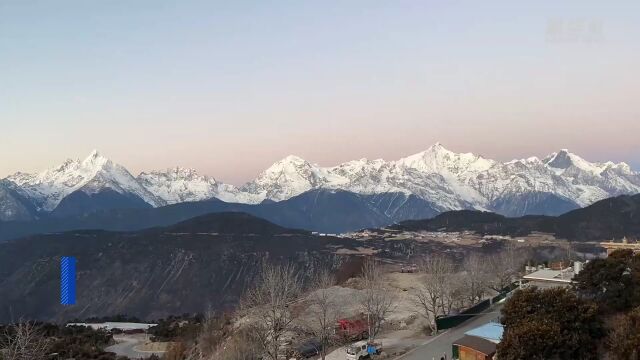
[335,318,368,341]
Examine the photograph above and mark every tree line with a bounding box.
[414,245,526,334]
[498,249,640,360]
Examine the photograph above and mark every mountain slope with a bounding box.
[50,188,152,218]
[233,145,639,216]
[137,167,262,205]
[392,194,640,241]
[0,181,39,221]
[0,190,440,241]
[6,151,164,213]
[240,155,332,202]
[0,213,357,323]
[249,189,439,233]
[164,212,309,235]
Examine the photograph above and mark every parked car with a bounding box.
[295,339,323,359]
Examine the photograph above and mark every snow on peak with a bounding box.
[5,151,163,211]
[4,147,639,216]
[545,149,612,176]
[143,166,209,180]
[81,149,111,168]
[86,149,102,159]
[241,155,328,201]
[270,155,310,167]
[397,143,496,176]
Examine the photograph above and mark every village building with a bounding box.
[452,322,504,360]
[520,261,584,289]
[600,237,640,256]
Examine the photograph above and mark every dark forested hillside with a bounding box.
[0,213,360,324]
[392,194,640,241]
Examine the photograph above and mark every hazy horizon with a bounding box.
[2,144,638,186]
[2,0,639,184]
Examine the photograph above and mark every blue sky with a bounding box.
[1,0,638,183]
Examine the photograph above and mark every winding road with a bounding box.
[396,303,503,360]
[105,334,166,359]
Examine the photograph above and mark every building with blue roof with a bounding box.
[464,322,504,343]
[452,322,504,360]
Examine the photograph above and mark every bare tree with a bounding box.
[243,261,302,360]
[185,309,228,360]
[359,257,395,341]
[413,255,454,334]
[487,245,523,292]
[305,267,340,360]
[218,330,260,360]
[463,253,489,304]
[443,272,467,313]
[1,322,50,360]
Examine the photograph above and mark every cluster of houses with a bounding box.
[447,237,640,360]
[446,262,577,360]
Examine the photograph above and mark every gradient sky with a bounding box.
[1,0,639,185]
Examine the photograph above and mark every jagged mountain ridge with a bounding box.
[135,145,640,216]
[5,151,164,214]
[137,167,262,205]
[140,144,639,216]
[1,145,639,220]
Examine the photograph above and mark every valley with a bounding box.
[0,209,607,325]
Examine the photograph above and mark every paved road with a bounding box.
[397,303,503,360]
[105,334,166,359]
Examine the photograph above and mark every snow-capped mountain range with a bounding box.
[1,144,639,221]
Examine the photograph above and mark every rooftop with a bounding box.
[523,268,574,283]
[464,322,504,343]
[453,335,498,356]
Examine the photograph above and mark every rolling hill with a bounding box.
[392,194,640,241]
[0,213,360,323]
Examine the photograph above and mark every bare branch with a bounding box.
[1,321,50,360]
[359,257,395,341]
[413,254,454,334]
[303,267,340,360]
[242,261,302,360]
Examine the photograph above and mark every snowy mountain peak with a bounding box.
[258,155,318,179]
[397,143,496,176]
[168,167,205,179]
[431,142,445,150]
[81,149,110,167]
[545,149,575,169]
[5,151,163,211]
[241,155,328,202]
[87,149,101,158]
[545,149,609,176]
[613,162,633,173]
[139,167,214,182]
[273,155,309,166]
[2,147,639,221]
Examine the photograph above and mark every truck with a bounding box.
[335,318,368,342]
[345,340,382,360]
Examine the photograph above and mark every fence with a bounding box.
[435,282,519,330]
